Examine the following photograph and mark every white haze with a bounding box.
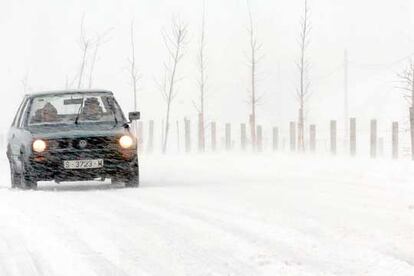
[0,0,413,134]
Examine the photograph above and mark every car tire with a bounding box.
[9,162,20,189]
[125,163,139,188]
[111,176,123,185]
[20,161,37,190]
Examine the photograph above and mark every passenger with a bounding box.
[81,97,103,120]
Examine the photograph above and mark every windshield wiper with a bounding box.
[74,97,85,125]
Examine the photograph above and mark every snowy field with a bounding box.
[0,153,413,276]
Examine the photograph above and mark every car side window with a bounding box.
[17,99,31,128]
[11,98,27,127]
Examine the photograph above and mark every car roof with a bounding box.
[26,89,114,98]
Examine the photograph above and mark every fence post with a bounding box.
[289,122,296,152]
[272,127,279,151]
[225,123,231,151]
[257,125,263,152]
[185,119,191,153]
[198,113,205,152]
[310,124,316,152]
[379,137,384,157]
[330,120,337,155]
[392,122,399,159]
[135,121,143,152]
[147,120,154,153]
[241,123,247,151]
[211,122,217,152]
[370,119,377,158]
[350,118,356,156]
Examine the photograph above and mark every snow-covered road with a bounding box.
[0,153,413,276]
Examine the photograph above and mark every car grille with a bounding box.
[47,136,118,151]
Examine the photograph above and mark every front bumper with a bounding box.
[28,148,137,182]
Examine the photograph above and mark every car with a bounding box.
[6,90,141,189]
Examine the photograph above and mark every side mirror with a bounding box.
[129,111,140,121]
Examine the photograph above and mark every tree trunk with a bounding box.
[298,107,304,151]
[198,113,205,152]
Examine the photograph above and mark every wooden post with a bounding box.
[241,123,247,151]
[185,119,191,153]
[225,123,231,151]
[136,121,144,152]
[198,113,205,152]
[257,125,263,152]
[370,119,377,158]
[211,122,217,152]
[147,120,154,153]
[378,137,384,157]
[330,120,337,155]
[289,122,296,152]
[392,122,398,159]
[310,124,316,152]
[350,118,356,156]
[272,127,279,151]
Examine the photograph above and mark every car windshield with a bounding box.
[27,93,125,126]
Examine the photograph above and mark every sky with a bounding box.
[0,0,413,138]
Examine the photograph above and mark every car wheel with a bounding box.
[111,176,123,185]
[20,161,37,190]
[125,164,139,188]
[9,162,20,189]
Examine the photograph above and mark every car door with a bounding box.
[8,97,31,171]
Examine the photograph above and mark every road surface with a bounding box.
[0,153,413,276]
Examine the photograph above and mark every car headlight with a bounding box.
[119,135,134,149]
[33,139,47,153]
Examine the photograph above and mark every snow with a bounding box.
[0,153,413,275]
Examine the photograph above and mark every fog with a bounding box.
[1,0,413,134]
[1,2,414,274]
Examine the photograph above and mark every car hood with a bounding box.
[28,124,130,139]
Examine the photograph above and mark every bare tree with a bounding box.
[194,1,207,152]
[129,21,140,112]
[296,0,311,152]
[88,36,100,89]
[159,17,188,153]
[88,29,112,89]
[398,60,414,160]
[246,0,263,151]
[77,15,90,89]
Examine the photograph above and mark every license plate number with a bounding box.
[63,159,104,169]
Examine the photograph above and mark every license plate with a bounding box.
[63,159,104,169]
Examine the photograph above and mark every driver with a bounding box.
[32,102,59,123]
[81,97,103,120]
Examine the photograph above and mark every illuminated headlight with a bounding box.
[32,139,47,153]
[119,135,134,149]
